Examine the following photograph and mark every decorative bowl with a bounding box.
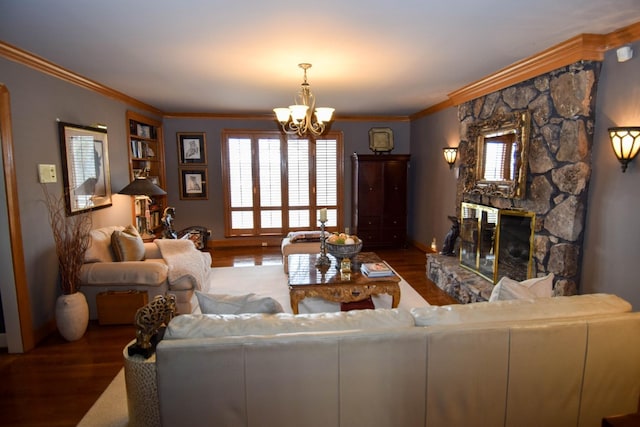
[325,239,363,265]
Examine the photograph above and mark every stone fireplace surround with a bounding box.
[428,60,601,302]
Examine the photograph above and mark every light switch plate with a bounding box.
[38,164,57,183]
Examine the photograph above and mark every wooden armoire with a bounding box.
[351,153,410,248]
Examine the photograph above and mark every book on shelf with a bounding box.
[360,262,394,277]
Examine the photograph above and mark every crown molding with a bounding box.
[445,21,640,109]
[0,41,162,116]
[162,112,273,120]
[2,20,639,121]
[163,111,410,122]
[410,98,455,120]
[408,22,640,120]
[604,20,640,49]
[447,33,606,106]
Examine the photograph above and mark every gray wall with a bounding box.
[581,41,640,309]
[162,118,410,239]
[408,108,459,250]
[0,57,145,331]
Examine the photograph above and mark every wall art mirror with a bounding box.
[465,110,531,199]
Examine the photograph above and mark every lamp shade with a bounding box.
[443,147,458,169]
[289,105,309,122]
[273,108,291,123]
[119,177,167,196]
[609,127,640,172]
[315,107,335,123]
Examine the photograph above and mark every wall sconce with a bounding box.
[608,127,640,172]
[442,147,458,169]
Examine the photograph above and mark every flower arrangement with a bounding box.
[43,186,92,295]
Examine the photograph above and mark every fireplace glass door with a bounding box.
[496,210,535,282]
[460,202,498,282]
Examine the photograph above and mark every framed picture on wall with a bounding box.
[58,122,112,214]
[177,132,207,165]
[369,127,394,153]
[179,168,208,200]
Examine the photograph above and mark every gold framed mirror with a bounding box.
[466,110,531,199]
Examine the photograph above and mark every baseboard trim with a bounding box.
[409,239,430,254]
[209,237,282,249]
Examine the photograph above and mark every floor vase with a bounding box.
[56,292,89,341]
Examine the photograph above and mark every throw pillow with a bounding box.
[111,225,145,262]
[489,273,554,302]
[287,230,328,243]
[196,291,284,315]
[85,226,124,263]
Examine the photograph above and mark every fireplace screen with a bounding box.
[496,210,535,282]
[460,202,535,283]
[460,203,498,282]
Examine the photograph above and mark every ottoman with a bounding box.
[281,232,322,273]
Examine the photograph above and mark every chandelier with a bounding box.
[273,63,335,137]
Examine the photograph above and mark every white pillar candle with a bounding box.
[319,208,327,222]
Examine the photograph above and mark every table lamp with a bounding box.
[119,177,167,239]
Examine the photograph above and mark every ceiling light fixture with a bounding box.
[273,63,335,137]
[608,126,640,172]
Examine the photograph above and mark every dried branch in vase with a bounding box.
[42,185,92,295]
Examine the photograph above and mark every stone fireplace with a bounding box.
[428,60,601,302]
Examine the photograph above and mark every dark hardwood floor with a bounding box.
[0,245,455,427]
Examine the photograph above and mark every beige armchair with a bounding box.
[80,226,208,319]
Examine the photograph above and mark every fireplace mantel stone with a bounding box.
[426,253,493,303]
[453,60,600,296]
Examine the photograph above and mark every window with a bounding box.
[221,130,343,237]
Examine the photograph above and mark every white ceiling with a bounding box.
[1,0,640,117]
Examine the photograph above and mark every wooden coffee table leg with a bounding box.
[391,288,400,308]
[289,290,302,314]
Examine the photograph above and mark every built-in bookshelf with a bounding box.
[126,110,166,238]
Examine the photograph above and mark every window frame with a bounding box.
[221,130,344,237]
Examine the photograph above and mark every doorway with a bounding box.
[0,83,32,353]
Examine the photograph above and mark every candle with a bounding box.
[319,208,327,222]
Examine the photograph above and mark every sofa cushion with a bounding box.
[111,225,145,262]
[410,294,632,327]
[85,226,124,263]
[80,259,168,286]
[196,291,284,315]
[489,273,554,302]
[164,308,415,339]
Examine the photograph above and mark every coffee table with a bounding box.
[288,252,401,314]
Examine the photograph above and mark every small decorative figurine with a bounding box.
[440,215,460,256]
[161,207,177,239]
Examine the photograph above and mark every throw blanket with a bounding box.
[155,239,211,290]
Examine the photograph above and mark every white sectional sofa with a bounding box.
[146,294,640,427]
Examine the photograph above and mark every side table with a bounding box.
[123,340,160,427]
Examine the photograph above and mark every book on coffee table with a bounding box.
[361,262,394,277]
